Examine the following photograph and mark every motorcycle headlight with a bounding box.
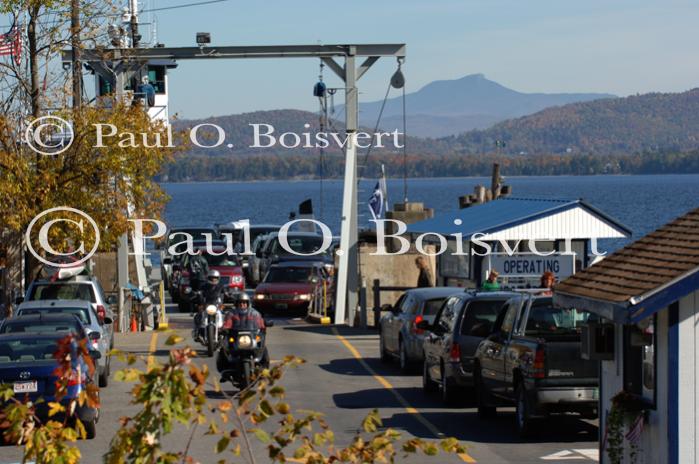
[184,287,192,294]
[238,334,253,349]
[233,275,243,283]
[205,304,217,315]
[296,294,311,301]
[255,294,265,300]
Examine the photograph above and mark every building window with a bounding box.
[623,315,656,408]
[147,66,166,94]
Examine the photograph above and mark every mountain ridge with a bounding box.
[349,73,615,136]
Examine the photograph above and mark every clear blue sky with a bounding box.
[16,0,698,118]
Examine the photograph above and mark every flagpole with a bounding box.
[380,164,389,214]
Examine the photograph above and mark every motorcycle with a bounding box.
[186,287,225,357]
[217,325,272,389]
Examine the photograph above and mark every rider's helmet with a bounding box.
[207,269,221,282]
[237,292,251,311]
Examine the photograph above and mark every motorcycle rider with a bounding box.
[220,293,270,367]
[188,249,209,291]
[193,269,225,339]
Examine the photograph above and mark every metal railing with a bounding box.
[307,280,331,323]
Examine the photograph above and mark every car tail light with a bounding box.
[96,305,106,324]
[532,347,546,378]
[449,343,461,363]
[412,315,424,334]
[66,369,85,387]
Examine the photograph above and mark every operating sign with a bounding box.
[487,253,576,279]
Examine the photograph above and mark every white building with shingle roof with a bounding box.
[554,206,699,464]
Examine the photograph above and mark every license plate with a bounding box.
[13,381,38,393]
[275,303,288,310]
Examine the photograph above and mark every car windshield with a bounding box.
[0,338,60,363]
[264,267,313,283]
[0,320,81,336]
[423,298,447,316]
[204,253,239,266]
[524,302,596,337]
[18,307,90,325]
[29,284,95,303]
[250,228,279,244]
[272,236,326,255]
[460,299,506,335]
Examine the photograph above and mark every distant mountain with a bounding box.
[349,74,615,137]
[174,87,699,166]
[452,89,699,155]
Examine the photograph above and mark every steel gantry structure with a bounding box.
[62,43,407,325]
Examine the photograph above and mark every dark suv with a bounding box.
[420,291,517,405]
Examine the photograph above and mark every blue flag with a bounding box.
[368,181,384,220]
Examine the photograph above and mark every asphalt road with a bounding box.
[0,311,599,464]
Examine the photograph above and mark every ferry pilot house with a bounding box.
[405,197,631,289]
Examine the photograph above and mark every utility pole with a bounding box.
[129,0,140,47]
[70,0,81,108]
[335,52,359,325]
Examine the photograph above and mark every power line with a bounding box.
[1,0,232,28]
[141,0,232,13]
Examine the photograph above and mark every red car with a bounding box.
[253,262,331,315]
[176,247,245,310]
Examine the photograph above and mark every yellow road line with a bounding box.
[332,328,476,463]
[147,331,159,369]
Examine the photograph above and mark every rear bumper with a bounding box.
[532,387,598,415]
[444,360,476,388]
[254,299,309,312]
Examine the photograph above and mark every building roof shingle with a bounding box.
[555,207,699,305]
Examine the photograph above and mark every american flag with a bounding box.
[625,413,645,443]
[0,25,21,66]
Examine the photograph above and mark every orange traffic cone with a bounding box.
[130,314,138,332]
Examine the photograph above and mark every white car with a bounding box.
[20,276,116,351]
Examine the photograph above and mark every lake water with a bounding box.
[162,174,699,252]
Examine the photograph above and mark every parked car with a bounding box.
[16,300,113,388]
[0,313,88,340]
[258,232,330,281]
[419,291,518,404]
[175,241,245,311]
[253,261,331,315]
[0,333,100,438]
[21,276,115,350]
[378,287,460,373]
[161,226,218,294]
[473,294,599,437]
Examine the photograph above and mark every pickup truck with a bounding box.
[473,294,599,437]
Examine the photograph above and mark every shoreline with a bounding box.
[159,172,699,185]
